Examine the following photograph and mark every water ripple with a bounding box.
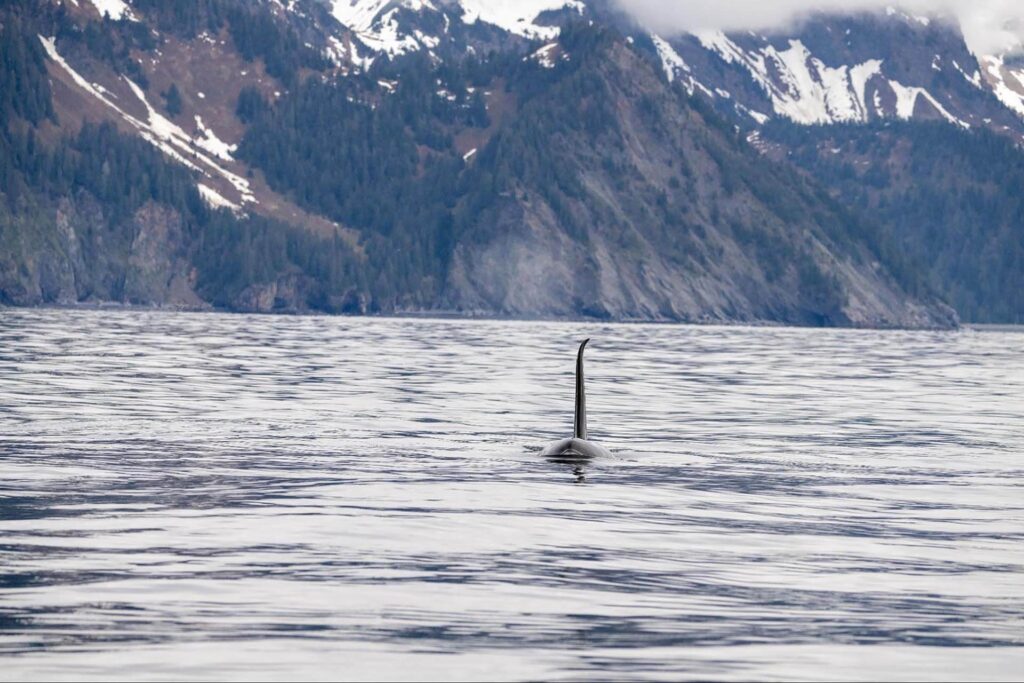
[1,309,1023,680]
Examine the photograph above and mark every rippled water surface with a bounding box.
[1,309,1022,681]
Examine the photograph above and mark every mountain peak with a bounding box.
[324,0,584,57]
[4,0,1020,324]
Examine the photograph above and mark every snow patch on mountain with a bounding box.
[88,0,134,21]
[651,34,714,98]
[651,34,688,82]
[884,6,931,27]
[695,30,748,66]
[459,0,584,40]
[850,59,883,111]
[330,0,392,33]
[194,116,237,161]
[888,79,969,127]
[695,32,883,125]
[39,36,255,206]
[690,28,986,130]
[981,54,1024,118]
[197,183,240,211]
[530,42,559,68]
[123,79,257,200]
[768,40,863,123]
[326,35,374,70]
[952,60,983,89]
[327,0,583,57]
[330,0,426,56]
[745,107,770,124]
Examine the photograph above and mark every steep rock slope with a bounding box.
[441,30,954,327]
[4,0,1009,325]
[297,2,1024,139]
[647,11,1024,140]
[762,120,1024,323]
[0,3,365,312]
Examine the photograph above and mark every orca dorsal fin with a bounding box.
[574,339,590,440]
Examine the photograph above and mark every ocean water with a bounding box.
[0,309,1022,681]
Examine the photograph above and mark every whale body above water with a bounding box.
[540,339,612,459]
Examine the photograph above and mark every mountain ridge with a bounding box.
[2,0,1021,325]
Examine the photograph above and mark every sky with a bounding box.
[612,0,1024,55]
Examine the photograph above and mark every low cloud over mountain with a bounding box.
[614,0,1024,55]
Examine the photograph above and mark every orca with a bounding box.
[540,339,612,459]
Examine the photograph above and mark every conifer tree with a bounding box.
[163,83,183,118]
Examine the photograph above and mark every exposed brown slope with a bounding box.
[41,24,358,246]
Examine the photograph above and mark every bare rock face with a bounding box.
[58,193,126,303]
[446,199,585,318]
[0,7,970,327]
[233,273,309,313]
[0,195,100,306]
[44,198,84,303]
[0,195,206,310]
[0,251,38,306]
[124,202,205,308]
[444,42,958,329]
[235,282,280,313]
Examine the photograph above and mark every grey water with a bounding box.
[0,309,1022,681]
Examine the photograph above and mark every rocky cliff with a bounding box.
[7,0,1024,326]
[442,38,955,327]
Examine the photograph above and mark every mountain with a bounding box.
[759,120,1024,323]
[1,0,1021,325]
[631,8,1024,323]
[647,9,1024,139]
[287,1,1024,139]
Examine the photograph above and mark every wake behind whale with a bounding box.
[540,339,612,460]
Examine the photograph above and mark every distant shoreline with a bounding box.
[2,302,1011,332]
[963,324,1024,333]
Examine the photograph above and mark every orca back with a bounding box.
[540,338,610,459]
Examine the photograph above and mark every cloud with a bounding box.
[612,0,1024,55]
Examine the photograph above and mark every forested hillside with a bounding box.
[763,121,1024,322]
[223,19,955,325]
[4,0,1022,326]
[0,8,369,312]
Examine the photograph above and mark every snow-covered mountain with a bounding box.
[981,53,1024,118]
[278,1,1024,137]
[73,0,1024,138]
[325,0,583,54]
[648,9,1024,140]
[3,0,1021,324]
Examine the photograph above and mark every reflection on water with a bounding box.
[0,309,1022,681]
